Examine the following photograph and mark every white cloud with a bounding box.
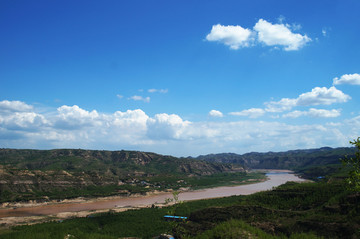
[106,109,150,144]
[296,86,350,106]
[148,89,168,94]
[0,112,48,130]
[111,109,149,130]
[116,94,124,99]
[0,100,47,131]
[206,18,311,51]
[0,100,33,113]
[229,108,265,118]
[333,73,360,85]
[54,105,100,129]
[265,98,297,113]
[209,110,223,118]
[57,105,99,119]
[147,113,191,140]
[1,100,359,157]
[253,19,311,51]
[282,110,304,118]
[265,86,350,112]
[129,95,150,103]
[283,108,341,118]
[308,108,341,118]
[206,24,254,50]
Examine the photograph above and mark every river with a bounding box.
[0,170,305,218]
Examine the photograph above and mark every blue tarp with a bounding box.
[164,215,187,220]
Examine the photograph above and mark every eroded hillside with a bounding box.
[0,149,244,202]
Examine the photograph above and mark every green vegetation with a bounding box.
[0,146,355,203]
[195,147,356,170]
[341,137,360,191]
[184,219,322,239]
[295,163,349,181]
[146,172,265,191]
[1,178,359,239]
[175,180,359,238]
[0,171,263,203]
[0,149,245,203]
[1,145,359,238]
[0,149,239,176]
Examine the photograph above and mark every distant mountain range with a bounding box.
[191,147,356,170]
[0,148,241,176]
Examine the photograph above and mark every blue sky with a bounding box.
[1,0,360,156]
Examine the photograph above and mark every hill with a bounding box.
[0,148,244,202]
[193,147,356,170]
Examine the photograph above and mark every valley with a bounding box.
[0,146,358,238]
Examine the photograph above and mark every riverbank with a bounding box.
[0,171,267,211]
[0,171,305,228]
[1,177,356,239]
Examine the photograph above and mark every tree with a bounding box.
[341,137,360,192]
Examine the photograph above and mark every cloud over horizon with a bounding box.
[0,100,359,157]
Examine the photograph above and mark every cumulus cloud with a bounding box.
[147,113,191,140]
[229,108,265,118]
[0,100,47,131]
[333,73,360,85]
[54,105,100,129]
[129,95,150,103]
[0,100,33,113]
[112,109,149,126]
[296,86,351,106]
[1,100,359,157]
[206,24,254,50]
[283,108,341,118]
[116,94,124,99]
[265,86,350,112]
[0,112,48,131]
[209,110,223,118]
[253,19,311,51]
[148,89,168,94]
[206,18,311,51]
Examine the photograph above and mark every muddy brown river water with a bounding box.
[0,170,305,218]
